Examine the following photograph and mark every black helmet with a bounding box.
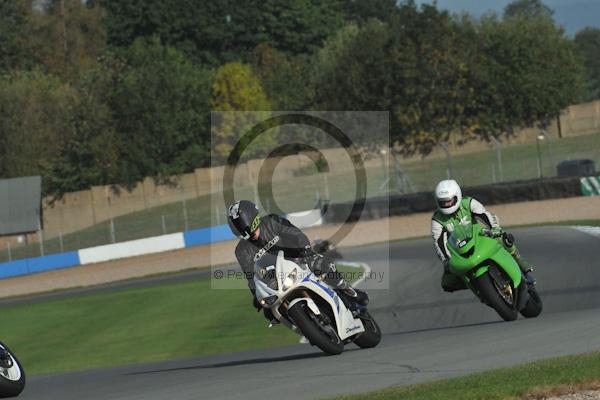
[227,200,261,240]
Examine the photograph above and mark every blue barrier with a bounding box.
[0,224,239,280]
[183,224,236,247]
[0,251,80,279]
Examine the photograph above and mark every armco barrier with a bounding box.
[79,233,185,265]
[183,224,235,247]
[322,177,583,223]
[286,209,323,228]
[0,209,320,280]
[0,251,80,279]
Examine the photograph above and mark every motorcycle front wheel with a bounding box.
[474,269,518,321]
[0,342,25,398]
[288,302,344,355]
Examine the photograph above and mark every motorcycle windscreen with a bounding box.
[448,223,475,256]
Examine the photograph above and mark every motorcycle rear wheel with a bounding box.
[520,287,543,318]
[288,302,344,355]
[353,311,381,348]
[0,342,25,398]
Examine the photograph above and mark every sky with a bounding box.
[415,0,600,35]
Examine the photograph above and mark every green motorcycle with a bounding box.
[447,222,543,321]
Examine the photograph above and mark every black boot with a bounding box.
[513,252,536,286]
[263,308,279,326]
[319,263,369,308]
[503,233,536,286]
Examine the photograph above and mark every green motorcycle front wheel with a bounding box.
[474,271,518,321]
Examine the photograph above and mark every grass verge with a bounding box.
[334,352,600,400]
[0,277,298,376]
[0,260,365,376]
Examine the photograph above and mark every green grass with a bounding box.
[334,352,600,400]
[0,260,363,377]
[0,277,298,376]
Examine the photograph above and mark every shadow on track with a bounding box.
[125,349,361,376]
[384,320,503,336]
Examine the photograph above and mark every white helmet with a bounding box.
[435,179,462,215]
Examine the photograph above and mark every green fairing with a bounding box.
[448,223,522,288]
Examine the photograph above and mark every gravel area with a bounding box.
[540,390,600,400]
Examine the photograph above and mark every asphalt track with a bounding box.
[16,226,600,399]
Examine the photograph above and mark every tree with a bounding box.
[387,2,472,154]
[28,0,107,80]
[41,70,119,197]
[312,1,585,154]
[250,44,311,110]
[235,0,345,56]
[43,38,214,195]
[313,3,471,154]
[0,0,33,73]
[313,22,381,110]
[472,15,584,138]
[342,0,400,24]
[574,27,600,100]
[99,0,346,65]
[0,71,73,181]
[211,62,272,161]
[99,0,231,65]
[503,0,553,20]
[108,38,214,186]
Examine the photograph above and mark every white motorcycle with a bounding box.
[254,251,381,355]
[0,342,25,398]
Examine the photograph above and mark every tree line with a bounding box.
[0,0,598,197]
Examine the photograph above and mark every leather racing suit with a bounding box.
[431,196,533,292]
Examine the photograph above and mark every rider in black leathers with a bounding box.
[227,200,368,322]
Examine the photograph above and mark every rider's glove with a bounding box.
[302,245,316,258]
[308,253,325,274]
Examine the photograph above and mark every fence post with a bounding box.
[161,215,167,235]
[490,137,503,182]
[440,142,453,178]
[107,189,116,243]
[109,218,116,243]
[182,197,189,231]
[59,232,64,253]
[37,220,44,256]
[6,242,11,262]
[323,175,330,201]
